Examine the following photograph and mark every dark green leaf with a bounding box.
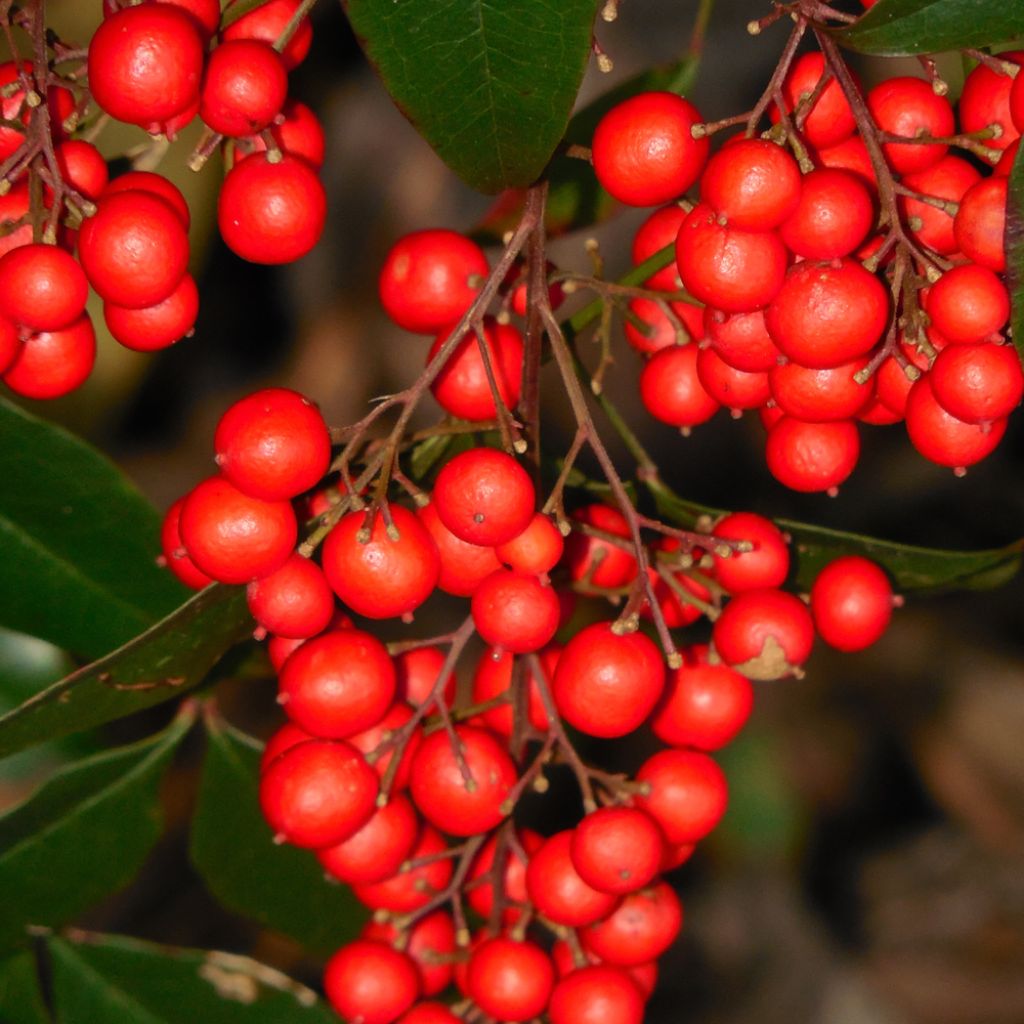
[220,0,273,29]
[1007,135,1024,367]
[189,711,364,955]
[0,398,188,660]
[0,952,49,1024]
[409,433,454,481]
[837,0,1024,56]
[648,477,1023,594]
[0,585,251,761]
[474,57,701,243]
[344,0,600,194]
[48,932,337,1023]
[0,710,192,952]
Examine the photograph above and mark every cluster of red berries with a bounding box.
[589,52,1022,488]
[159,363,902,1021]
[0,0,326,400]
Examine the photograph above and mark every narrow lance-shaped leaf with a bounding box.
[0,398,189,660]
[344,0,600,194]
[0,952,49,1024]
[1006,135,1024,367]
[0,584,251,761]
[48,932,338,1024]
[836,0,1024,56]
[189,711,364,955]
[0,709,193,953]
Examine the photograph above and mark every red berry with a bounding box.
[200,39,287,137]
[322,505,440,619]
[867,76,954,174]
[416,501,502,598]
[218,154,326,264]
[2,315,95,400]
[0,186,32,260]
[525,831,621,927]
[565,503,637,589]
[712,587,815,678]
[700,138,802,230]
[103,171,191,229]
[398,1004,461,1024]
[703,307,781,373]
[592,91,708,207]
[260,722,312,774]
[0,61,74,161]
[711,511,790,593]
[639,343,720,428]
[623,296,704,354]
[765,416,861,493]
[570,807,666,895]
[394,645,456,709]
[246,553,334,638]
[317,793,419,885]
[467,938,555,1022]
[815,134,877,188]
[695,346,771,412]
[471,569,560,653]
[925,264,1009,344]
[364,912,457,998]
[552,622,665,738]
[929,341,1023,424]
[238,98,326,167]
[636,748,728,844]
[324,940,420,1024]
[467,829,544,923]
[53,141,109,200]
[582,882,683,965]
[495,512,564,575]
[160,497,213,590]
[632,204,688,290]
[953,177,1007,272]
[899,156,980,255]
[779,168,874,259]
[769,357,873,423]
[810,556,895,652]
[353,826,451,913]
[104,273,199,352]
[959,53,1023,159]
[774,52,856,149]
[0,244,87,332]
[223,0,313,70]
[549,966,645,1024]
[470,646,553,737]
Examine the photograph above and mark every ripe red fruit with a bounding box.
[218,154,326,264]
[79,191,190,308]
[551,943,658,998]
[432,448,535,547]
[623,296,704,354]
[0,61,74,161]
[0,244,88,331]
[570,807,666,895]
[238,98,326,167]
[700,138,802,230]
[260,722,312,774]
[525,831,622,927]
[467,829,544,923]
[160,497,214,591]
[214,387,331,501]
[695,346,771,411]
[650,656,754,750]
[810,556,895,652]
[2,315,95,400]
[954,177,1007,272]
[467,938,555,1022]
[471,569,560,653]
[416,501,502,598]
[703,307,781,373]
[637,748,728,844]
[394,645,456,709]
[324,940,420,1024]
[258,738,378,848]
[565,503,637,589]
[815,134,876,187]
[278,628,395,737]
[200,39,288,137]
[675,203,788,313]
[929,342,1023,424]
[364,912,457,999]
[711,511,789,593]
[103,171,191,229]
[379,229,488,334]
[178,475,297,584]
[712,587,815,678]
[925,265,1009,344]
[591,91,708,207]
[398,1004,461,1024]
[632,204,688,290]
[349,701,423,793]
[904,376,1007,470]
[639,343,720,429]
[409,725,516,836]
[582,882,683,966]
[779,168,874,259]
[769,357,873,423]
[470,646,553,737]
[53,141,109,200]
[222,0,313,70]
[427,319,523,421]
[246,553,334,638]
[548,966,645,1024]
[322,505,440,619]
[775,52,856,149]
[1012,62,1024,133]
[765,259,889,369]
[352,827,450,913]
[552,622,665,738]
[316,793,419,885]
[104,273,199,352]
[0,186,32,259]
[959,53,1023,159]
[87,5,204,129]
[900,156,981,255]
[867,76,954,174]
[765,416,861,493]
[495,512,564,575]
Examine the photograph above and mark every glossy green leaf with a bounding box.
[837,0,1024,56]
[0,952,49,1024]
[0,585,251,761]
[474,56,701,243]
[189,712,364,955]
[344,0,600,194]
[0,711,192,953]
[647,477,1024,594]
[0,397,188,660]
[1007,134,1024,367]
[48,932,337,1024]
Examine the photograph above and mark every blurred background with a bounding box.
[3,1,1024,1021]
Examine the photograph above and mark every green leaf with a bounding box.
[0,710,192,953]
[189,711,364,955]
[48,932,337,1023]
[474,56,702,243]
[0,397,188,660]
[837,0,1024,56]
[0,952,49,1024]
[409,433,454,481]
[647,478,1024,594]
[0,585,251,761]
[344,0,600,194]
[1007,134,1024,367]
[220,0,271,30]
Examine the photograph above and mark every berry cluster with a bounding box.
[0,0,326,400]
[590,50,1022,489]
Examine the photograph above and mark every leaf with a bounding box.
[1007,134,1024,367]
[189,711,364,955]
[0,584,251,761]
[0,710,192,953]
[344,0,600,194]
[409,433,454,481]
[0,952,49,1024]
[48,932,338,1024]
[837,0,1024,56]
[220,0,272,29]
[0,397,188,660]
[647,477,1023,594]
[474,56,702,243]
